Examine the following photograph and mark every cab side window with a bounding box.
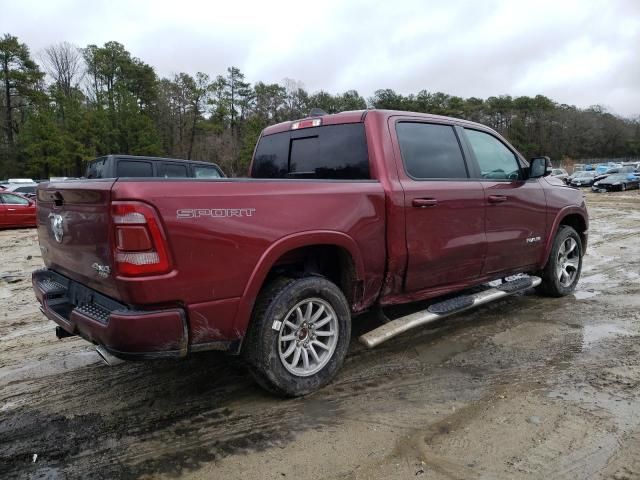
[465,129,522,180]
[1,193,29,205]
[117,160,153,177]
[161,163,188,178]
[396,122,468,179]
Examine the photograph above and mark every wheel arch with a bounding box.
[233,231,365,337]
[541,208,588,269]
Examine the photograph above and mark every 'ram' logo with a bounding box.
[49,213,64,243]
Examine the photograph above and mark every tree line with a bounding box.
[1,33,639,179]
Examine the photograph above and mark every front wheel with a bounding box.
[537,226,583,297]
[243,276,351,397]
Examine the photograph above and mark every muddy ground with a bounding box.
[1,191,639,480]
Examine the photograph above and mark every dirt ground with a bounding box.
[1,191,639,480]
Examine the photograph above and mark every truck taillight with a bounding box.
[111,202,171,276]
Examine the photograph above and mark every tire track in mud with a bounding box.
[0,289,610,479]
[0,355,341,479]
[0,298,575,479]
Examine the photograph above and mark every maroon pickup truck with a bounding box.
[32,110,588,396]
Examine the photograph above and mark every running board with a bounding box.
[359,276,541,348]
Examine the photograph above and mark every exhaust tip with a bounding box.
[56,326,75,339]
[96,346,125,366]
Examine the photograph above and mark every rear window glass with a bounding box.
[194,166,222,178]
[86,157,107,178]
[117,161,153,177]
[161,163,188,178]
[396,123,468,179]
[252,123,370,179]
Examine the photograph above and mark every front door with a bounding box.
[393,120,487,292]
[462,128,547,274]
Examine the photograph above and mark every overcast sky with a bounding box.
[2,0,639,117]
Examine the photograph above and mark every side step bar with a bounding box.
[359,276,541,348]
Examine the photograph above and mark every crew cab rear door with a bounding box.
[390,118,486,292]
[460,128,547,274]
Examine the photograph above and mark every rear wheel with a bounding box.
[537,226,583,297]
[243,276,351,397]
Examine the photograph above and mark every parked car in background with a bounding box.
[593,166,638,183]
[622,161,640,170]
[570,171,596,187]
[7,178,35,184]
[4,183,38,199]
[85,155,225,179]
[550,168,569,182]
[0,191,36,228]
[592,173,640,192]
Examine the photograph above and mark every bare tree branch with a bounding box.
[41,42,84,96]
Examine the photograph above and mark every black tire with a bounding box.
[537,225,583,297]
[243,276,351,397]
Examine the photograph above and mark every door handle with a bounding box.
[7,208,16,211]
[412,198,438,208]
[487,195,507,204]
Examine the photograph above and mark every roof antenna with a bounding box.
[309,108,328,117]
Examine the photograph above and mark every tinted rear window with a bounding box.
[396,123,468,179]
[117,160,153,177]
[252,123,369,179]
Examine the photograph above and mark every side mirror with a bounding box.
[529,156,550,178]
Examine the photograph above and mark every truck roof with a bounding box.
[261,109,500,136]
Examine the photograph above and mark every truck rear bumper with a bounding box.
[32,269,188,359]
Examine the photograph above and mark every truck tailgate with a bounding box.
[36,180,119,298]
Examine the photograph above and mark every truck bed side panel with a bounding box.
[111,179,386,341]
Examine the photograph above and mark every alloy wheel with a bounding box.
[277,298,339,377]
[556,237,580,287]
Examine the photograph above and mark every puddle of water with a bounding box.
[573,290,601,300]
[582,323,631,349]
